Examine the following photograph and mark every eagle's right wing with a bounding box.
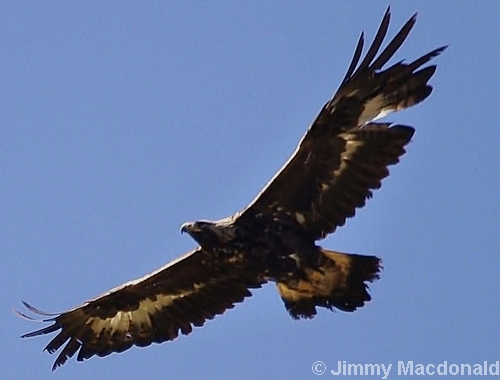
[243,9,446,241]
[18,247,263,370]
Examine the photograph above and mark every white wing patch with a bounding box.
[358,93,393,125]
[87,285,207,336]
[295,212,306,225]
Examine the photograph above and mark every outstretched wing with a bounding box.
[243,8,446,240]
[18,248,263,370]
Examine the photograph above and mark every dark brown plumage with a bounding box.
[18,8,446,370]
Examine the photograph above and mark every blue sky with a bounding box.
[2,2,499,379]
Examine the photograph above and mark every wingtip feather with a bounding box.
[21,301,59,316]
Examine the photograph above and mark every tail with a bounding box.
[276,249,381,319]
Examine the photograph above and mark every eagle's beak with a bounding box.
[181,222,200,234]
[180,222,192,234]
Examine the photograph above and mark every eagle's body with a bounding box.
[19,9,446,370]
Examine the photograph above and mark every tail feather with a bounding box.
[276,249,381,319]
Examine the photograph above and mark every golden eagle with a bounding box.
[18,9,445,370]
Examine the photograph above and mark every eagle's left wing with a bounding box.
[243,9,446,241]
[18,247,263,370]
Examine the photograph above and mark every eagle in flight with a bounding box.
[19,8,445,370]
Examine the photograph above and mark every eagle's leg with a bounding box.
[278,229,325,274]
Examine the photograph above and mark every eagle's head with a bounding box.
[180,218,235,248]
